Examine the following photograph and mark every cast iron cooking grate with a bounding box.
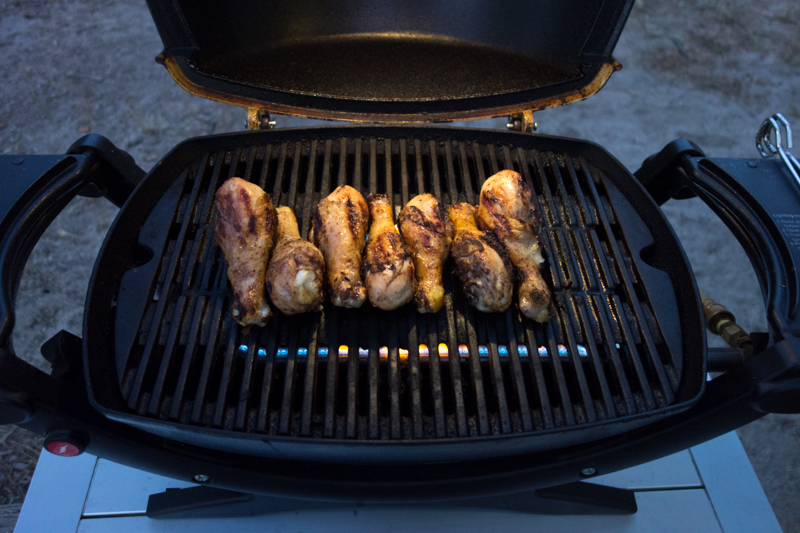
[115,135,683,440]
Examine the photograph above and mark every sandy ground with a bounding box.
[1,0,799,529]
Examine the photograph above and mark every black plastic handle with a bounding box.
[0,152,100,352]
[0,135,145,355]
[636,139,800,342]
[679,156,800,341]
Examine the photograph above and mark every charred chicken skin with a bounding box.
[476,170,555,322]
[398,193,453,314]
[364,194,415,310]
[214,177,277,329]
[448,203,513,313]
[309,185,370,308]
[266,207,325,315]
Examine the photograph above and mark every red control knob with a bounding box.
[45,441,81,457]
[44,429,87,457]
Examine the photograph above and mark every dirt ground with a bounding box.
[1,0,799,530]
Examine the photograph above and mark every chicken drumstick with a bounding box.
[448,202,513,313]
[309,185,370,308]
[266,207,325,315]
[214,177,277,329]
[398,194,453,314]
[364,194,415,310]
[476,170,554,322]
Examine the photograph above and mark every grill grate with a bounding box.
[117,134,683,440]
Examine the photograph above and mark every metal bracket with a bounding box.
[246,109,276,131]
[506,111,537,133]
[756,113,800,188]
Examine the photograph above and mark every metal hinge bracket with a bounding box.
[247,109,277,131]
[506,111,537,133]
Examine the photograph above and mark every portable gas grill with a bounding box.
[1,0,800,514]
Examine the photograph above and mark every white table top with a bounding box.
[16,431,780,533]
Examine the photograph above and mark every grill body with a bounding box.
[1,132,798,501]
[83,126,706,464]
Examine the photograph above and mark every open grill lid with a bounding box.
[146,0,633,123]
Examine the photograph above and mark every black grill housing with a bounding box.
[83,126,705,463]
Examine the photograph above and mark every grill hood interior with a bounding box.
[145,0,634,122]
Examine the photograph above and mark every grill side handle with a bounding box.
[683,157,800,342]
[636,140,800,344]
[0,137,144,424]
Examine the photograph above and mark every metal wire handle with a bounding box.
[756,113,800,186]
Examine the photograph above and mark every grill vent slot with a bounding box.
[119,136,681,440]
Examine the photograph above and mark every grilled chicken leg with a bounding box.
[214,177,277,329]
[398,194,453,314]
[448,203,513,313]
[310,185,369,308]
[476,170,554,322]
[266,207,325,315]
[364,194,415,310]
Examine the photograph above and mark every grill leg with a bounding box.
[423,482,637,515]
[146,487,254,518]
[534,482,638,514]
[145,482,637,518]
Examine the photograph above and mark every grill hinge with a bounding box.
[506,111,537,133]
[246,109,277,131]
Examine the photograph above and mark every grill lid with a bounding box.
[146,0,633,123]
